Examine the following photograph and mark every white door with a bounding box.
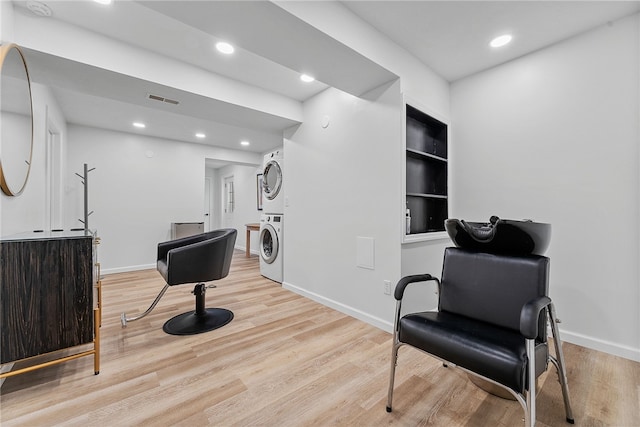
[204,177,212,231]
[222,175,234,229]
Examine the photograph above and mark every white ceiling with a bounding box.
[343,1,640,82]
[23,47,298,151]
[11,1,640,154]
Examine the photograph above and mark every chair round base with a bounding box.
[163,308,234,335]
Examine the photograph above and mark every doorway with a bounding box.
[222,175,234,229]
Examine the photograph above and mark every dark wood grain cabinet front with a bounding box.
[1,233,95,365]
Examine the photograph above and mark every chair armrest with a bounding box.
[394,274,437,300]
[157,234,205,261]
[520,296,552,338]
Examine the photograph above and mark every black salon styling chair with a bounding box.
[386,218,574,427]
[121,228,237,335]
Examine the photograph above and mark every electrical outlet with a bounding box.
[384,280,391,295]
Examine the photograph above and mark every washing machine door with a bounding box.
[262,160,282,201]
[260,223,279,264]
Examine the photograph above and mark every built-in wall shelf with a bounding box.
[407,193,448,199]
[404,103,449,239]
[406,148,447,163]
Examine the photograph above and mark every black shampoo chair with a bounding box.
[387,247,574,427]
[121,228,237,335]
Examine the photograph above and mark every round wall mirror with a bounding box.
[0,43,34,196]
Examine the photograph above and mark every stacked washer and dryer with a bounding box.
[259,150,284,283]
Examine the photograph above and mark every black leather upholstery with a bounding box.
[157,229,236,286]
[439,248,549,342]
[400,311,548,392]
[398,248,550,393]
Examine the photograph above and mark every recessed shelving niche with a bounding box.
[405,104,448,237]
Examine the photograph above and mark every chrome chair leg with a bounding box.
[525,338,536,427]
[121,284,170,327]
[548,304,576,424]
[386,342,401,412]
[386,300,403,412]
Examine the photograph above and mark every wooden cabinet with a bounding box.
[0,230,100,377]
[405,104,448,236]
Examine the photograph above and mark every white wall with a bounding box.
[1,82,67,236]
[274,1,452,331]
[0,0,14,43]
[1,111,31,193]
[277,2,452,330]
[284,81,403,329]
[65,124,261,273]
[450,14,640,360]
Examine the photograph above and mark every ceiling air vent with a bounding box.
[147,93,180,105]
[26,1,53,17]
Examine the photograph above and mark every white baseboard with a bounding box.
[559,329,640,362]
[101,263,155,275]
[282,281,394,333]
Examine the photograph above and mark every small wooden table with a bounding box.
[245,223,260,257]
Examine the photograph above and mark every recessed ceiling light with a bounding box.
[490,34,512,48]
[195,133,206,139]
[300,74,315,83]
[94,0,113,4]
[133,122,146,128]
[216,42,235,55]
[240,140,250,146]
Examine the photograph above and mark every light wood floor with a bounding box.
[1,251,639,426]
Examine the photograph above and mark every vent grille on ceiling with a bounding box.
[147,94,180,105]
